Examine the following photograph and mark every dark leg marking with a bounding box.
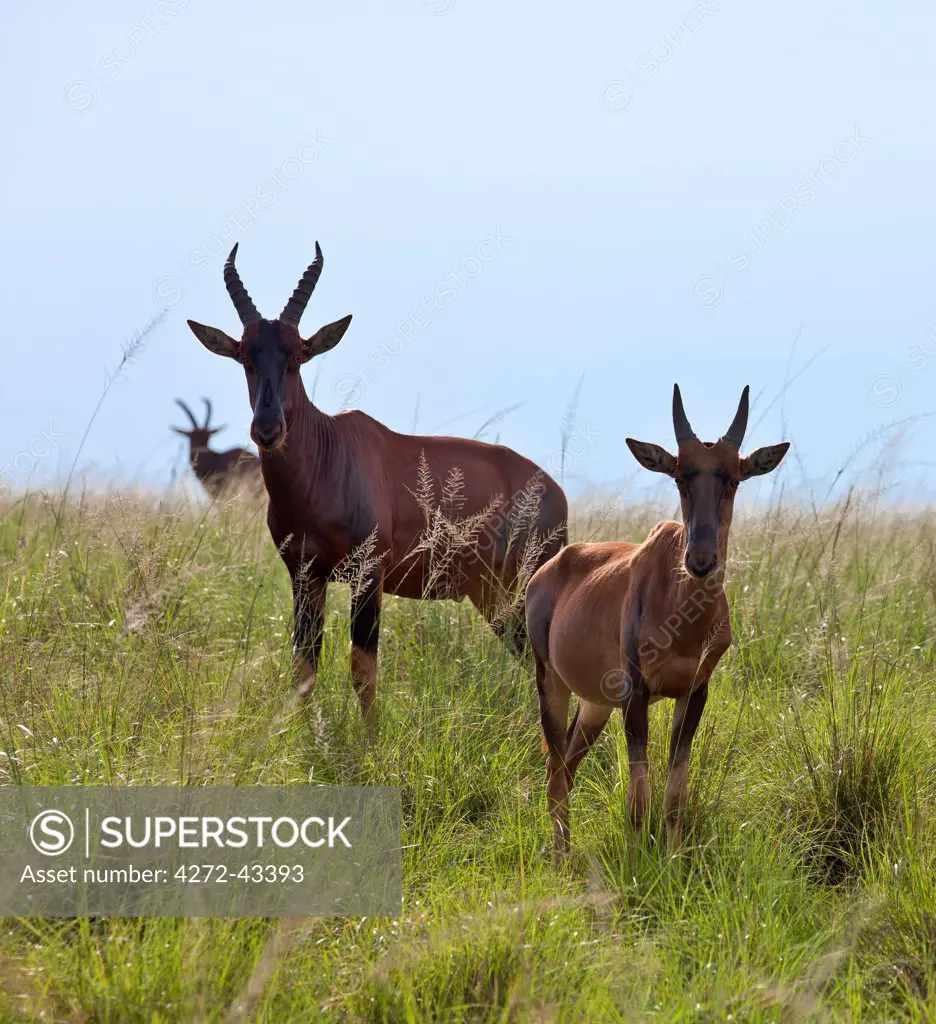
[622,583,650,829]
[526,584,554,752]
[292,568,326,700]
[350,575,382,726]
[490,608,530,658]
[535,653,567,756]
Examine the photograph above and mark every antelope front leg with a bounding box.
[665,683,708,850]
[350,574,382,730]
[291,569,326,701]
[622,681,650,831]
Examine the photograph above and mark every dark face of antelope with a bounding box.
[241,320,295,451]
[626,385,790,579]
[185,243,352,453]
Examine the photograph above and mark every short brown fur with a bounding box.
[188,244,568,729]
[526,384,789,861]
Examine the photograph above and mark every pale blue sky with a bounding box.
[2,1,934,500]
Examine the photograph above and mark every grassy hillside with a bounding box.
[0,488,934,1022]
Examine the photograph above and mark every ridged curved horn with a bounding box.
[201,397,213,429]
[722,385,750,449]
[223,244,262,327]
[279,242,324,327]
[174,398,198,430]
[672,384,697,444]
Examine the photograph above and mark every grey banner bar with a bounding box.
[0,787,401,918]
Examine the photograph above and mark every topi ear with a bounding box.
[171,426,192,437]
[187,320,240,360]
[300,314,353,363]
[740,442,790,479]
[626,438,677,476]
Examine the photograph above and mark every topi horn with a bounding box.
[279,242,324,328]
[672,384,697,444]
[721,385,749,449]
[223,244,262,327]
[174,398,198,430]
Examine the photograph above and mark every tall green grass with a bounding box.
[0,486,934,1022]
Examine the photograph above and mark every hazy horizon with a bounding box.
[3,0,934,503]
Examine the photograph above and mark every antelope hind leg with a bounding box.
[536,655,572,865]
